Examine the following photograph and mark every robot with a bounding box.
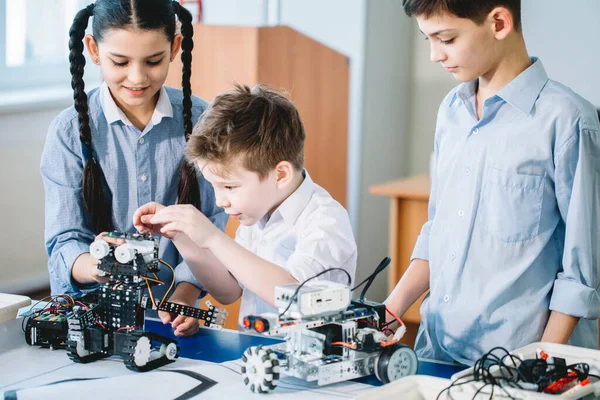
[239,262,419,393]
[25,231,228,372]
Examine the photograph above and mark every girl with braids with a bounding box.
[40,0,227,337]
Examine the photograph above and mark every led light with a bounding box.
[254,319,265,333]
[243,317,251,329]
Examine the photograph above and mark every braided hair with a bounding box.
[68,0,200,234]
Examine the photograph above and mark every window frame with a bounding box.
[0,0,90,92]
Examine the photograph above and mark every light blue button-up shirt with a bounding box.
[41,84,227,298]
[413,58,600,365]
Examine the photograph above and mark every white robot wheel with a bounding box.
[160,342,179,361]
[90,240,110,260]
[241,345,280,393]
[375,344,419,384]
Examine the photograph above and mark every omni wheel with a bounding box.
[241,345,280,393]
[375,344,419,384]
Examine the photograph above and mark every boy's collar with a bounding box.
[100,82,173,126]
[450,57,548,116]
[495,57,548,115]
[267,170,314,228]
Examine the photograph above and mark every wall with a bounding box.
[0,105,67,293]
[522,0,600,106]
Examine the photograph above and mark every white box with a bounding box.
[359,343,600,400]
[274,281,350,318]
[0,293,31,322]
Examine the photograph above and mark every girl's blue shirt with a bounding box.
[41,84,227,298]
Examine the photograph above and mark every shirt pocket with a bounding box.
[478,167,544,243]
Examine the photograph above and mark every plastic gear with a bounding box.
[132,336,151,367]
[241,345,280,393]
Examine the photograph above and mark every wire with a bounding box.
[141,276,164,285]
[385,306,405,327]
[145,279,157,308]
[332,341,357,350]
[278,268,352,318]
[350,257,391,300]
[436,347,599,400]
[158,259,176,307]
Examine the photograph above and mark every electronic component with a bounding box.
[24,231,228,372]
[240,259,419,393]
[274,281,350,318]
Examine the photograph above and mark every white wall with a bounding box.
[522,0,600,106]
[0,105,67,293]
[203,0,273,26]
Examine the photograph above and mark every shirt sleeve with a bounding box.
[40,113,98,297]
[283,203,357,286]
[549,123,600,319]
[170,172,228,296]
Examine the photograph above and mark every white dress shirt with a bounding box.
[234,171,357,328]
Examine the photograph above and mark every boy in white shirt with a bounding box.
[134,84,357,328]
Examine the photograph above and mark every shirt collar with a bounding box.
[268,170,315,228]
[449,57,548,116]
[100,82,173,126]
[450,80,478,108]
[496,57,548,115]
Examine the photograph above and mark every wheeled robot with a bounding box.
[25,231,227,372]
[239,275,418,393]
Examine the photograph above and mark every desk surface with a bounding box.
[0,317,465,397]
[145,319,464,382]
[369,175,431,199]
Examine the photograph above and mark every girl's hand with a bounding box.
[88,231,126,283]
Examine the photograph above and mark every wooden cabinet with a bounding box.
[369,175,430,324]
[166,24,349,207]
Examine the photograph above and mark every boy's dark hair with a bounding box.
[69,0,198,233]
[402,0,522,32]
[185,84,305,179]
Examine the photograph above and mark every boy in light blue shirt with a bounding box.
[386,0,600,365]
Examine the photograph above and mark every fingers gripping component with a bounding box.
[154,300,229,329]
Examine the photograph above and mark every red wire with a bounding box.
[385,306,405,326]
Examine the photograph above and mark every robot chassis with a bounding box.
[25,232,227,372]
[240,280,419,393]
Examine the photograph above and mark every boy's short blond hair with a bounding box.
[185,84,305,179]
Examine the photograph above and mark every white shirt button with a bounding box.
[465,167,471,175]
[458,210,464,217]
[472,128,479,135]
[140,175,147,182]
[443,295,450,302]
[451,252,456,260]
[139,138,145,144]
